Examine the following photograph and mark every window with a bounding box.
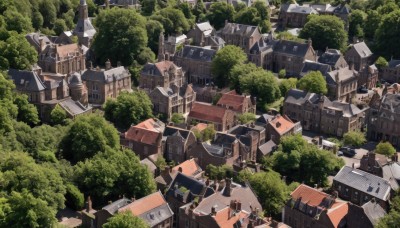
[92,83,99,91]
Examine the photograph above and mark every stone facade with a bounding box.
[381,59,400,83]
[228,124,266,162]
[344,42,373,72]
[318,49,348,70]
[216,90,256,114]
[73,0,96,47]
[283,89,367,137]
[326,66,358,102]
[219,23,263,53]
[163,126,197,164]
[188,102,235,132]
[140,60,184,92]
[359,64,379,90]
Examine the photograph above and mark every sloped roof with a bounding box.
[333,166,391,201]
[281,3,318,14]
[388,59,400,68]
[291,184,331,208]
[350,42,372,58]
[196,21,214,32]
[213,207,249,227]
[140,158,157,173]
[327,67,357,85]
[361,200,387,226]
[101,198,131,215]
[56,44,80,58]
[141,61,180,77]
[172,158,202,177]
[274,40,311,57]
[81,66,130,82]
[326,202,348,228]
[189,102,229,124]
[258,140,277,156]
[217,91,247,112]
[8,69,46,92]
[220,23,259,38]
[58,98,92,116]
[268,115,296,135]
[328,101,363,117]
[318,50,343,67]
[125,119,165,146]
[301,61,331,76]
[178,45,216,61]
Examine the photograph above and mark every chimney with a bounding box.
[319,136,323,146]
[105,59,111,70]
[225,19,228,26]
[369,152,376,166]
[211,205,217,215]
[178,167,183,173]
[117,61,121,67]
[236,201,241,211]
[88,61,93,70]
[85,196,93,212]
[308,38,312,48]
[276,122,281,128]
[131,196,136,202]
[349,62,354,70]
[223,178,232,196]
[352,163,355,169]
[314,184,318,189]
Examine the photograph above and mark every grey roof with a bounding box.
[140,158,157,173]
[59,98,92,116]
[196,21,214,32]
[333,4,350,14]
[163,126,190,139]
[8,69,46,92]
[382,162,400,190]
[362,200,387,226]
[220,23,259,38]
[328,101,363,117]
[326,67,357,85]
[258,140,277,156]
[213,133,237,147]
[69,72,83,86]
[350,42,373,58]
[228,125,264,136]
[274,40,311,57]
[256,114,275,125]
[139,203,173,227]
[249,35,276,54]
[81,67,130,82]
[203,143,224,156]
[177,45,216,61]
[101,198,131,215]
[301,61,331,76]
[318,51,343,67]
[281,4,318,14]
[388,59,400,68]
[73,1,96,38]
[284,89,320,105]
[333,166,391,201]
[380,93,400,114]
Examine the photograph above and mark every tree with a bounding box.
[238,112,256,124]
[230,63,258,91]
[3,10,33,33]
[278,69,286,78]
[299,15,347,52]
[343,131,366,147]
[202,124,216,141]
[276,31,305,43]
[377,1,399,15]
[74,148,156,205]
[146,19,164,53]
[192,0,206,20]
[375,142,396,157]
[364,10,381,39]
[60,114,120,163]
[247,171,289,216]
[93,8,148,66]
[103,91,153,130]
[103,211,149,228]
[13,94,39,126]
[212,45,247,88]
[32,10,44,30]
[206,2,235,30]
[65,183,84,210]
[279,78,297,96]
[234,6,271,33]
[239,70,281,104]
[171,113,185,124]
[349,10,366,39]
[206,164,234,180]
[51,104,67,126]
[0,32,38,70]
[377,190,400,227]
[39,0,57,28]
[297,71,327,94]
[150,7,190,35]
[54,18,67,35]
[375,56,389,70]
[375,10,400,58]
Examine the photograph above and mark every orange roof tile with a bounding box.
[172,159,201,176]
[291,184,329,207]
[189,102,228,124]
[327,202,348,228]
[154,61,175,75]
[269,115,296,135]
[192,123,208,132]
[118,191,166,216]
[217,91,246,112]
[56,44,79,58]
[125,119,163,146]
[213,207,249,228]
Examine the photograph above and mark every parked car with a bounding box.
[339,147,356,157]
[358,86,368,94]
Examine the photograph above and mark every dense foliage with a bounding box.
[343,131,366,147]
[103,211,149,228]
[297,71,328,94]
[375,141,396,157]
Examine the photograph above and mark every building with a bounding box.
[91,198,132,228]
[187,22,215,46]
[279,4,318,28]
[188,102,235,132]
[367,92,400,147]
[140,60,184,92]
[344,42,373,72]
[228,124,266,162]
[8,68,91,121]
[266,115,302,144]
[332,166,391,210]
[381,59,400,83]
[219,22,263,53]
[81,61,131,105]
[162,125,197,163]
[123,118,165,160]
[174,46,216,85]
[257,140,277,161]
[216,90,256,114]
[118,191,174,228]
[345,200,387,228]
[283,89,367,136]
[318,49,348,70]
[73,0,96,47]
[326,66,358,102]
[359,64,378,90]
[300,61,331,78]
[283,184,348,228]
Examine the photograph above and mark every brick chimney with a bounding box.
[223,178,232,196]
[105,59,111,70]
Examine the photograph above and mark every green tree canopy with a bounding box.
[206,164,234,180]
[375,56,389,70]
[230,63,258,91]
[206,2,235,30]
[93,8,148,66]
[364,10,381,39]
[375,10,400,58]
[299,15,348,52]
[14,94,39,126]
[103,211,149,228]
[297,71,328,94]
[146,19,164,53]
[238,112,256,124]
[234,4,271,33]
[343,131,366,147]
[349,10,366,39]
[104,91,153,130]
[3,9,33,33]
[171,113,185,124]
[60,114,120,163]
[279,78,297,96]
[375,141,396,157]
[150,7,191,35]
[50,104,67,126]
[212,45,247,88]
[239,69,281,104]
[0,32,37,70]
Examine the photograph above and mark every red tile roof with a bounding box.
[118,191,166,216]
[291,184,329,207]
[125,118,163,146]
[189,102,228,124]
[269,115,296,135]
[192,123,208,132]
[327,202,348,228]
[56,44,79,58]
[172,158,201,176]
[213,207,249,227]
[217,91,247,112]
[154,61,175,75]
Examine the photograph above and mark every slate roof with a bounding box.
[73,0,96,38]
[350,42,373,58]
[284,89,319,105]
[333,166,391,201]
[281,4,318,14]
[382,162,400,190]
[326,67,357,85]
[258,140,277,156]
[101,198,131,215]
[141,61,181,77]
[318,50,343,67]
[163,126,190,139]
[189,102,229,124]
[388,59,400,68]
[361,200,387,226]
[8,69,46,92]
[380,93,400,114]
[196,21,214,33]
[118,191,173,227]
[255,114,275,125]
[328,101,363,117]
[81,66,130,82]
[332,4,350,14]
[220,23,259,38]
[59,98,92,116]
[140,158,157,174]
[274,40,311,57]
[301,61,331,76]
[177,45,216,62]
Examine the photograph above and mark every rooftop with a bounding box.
[189,102,231,124]
[268,115,296,135]
[172,159,202,177]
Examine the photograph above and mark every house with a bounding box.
[118,191,174,228]
[219,22,263,53]
[140,158,157,176]
[326,66,358,102]
[266,114,302,144]
[186,133,240,170]
[283,184,348,228]
[192,86,231,103]
[279,4,318,28]
[92,198,132,228]
[216,90,256,114]
[187,22,215,47]
[123,118,165,160]
[162,125,197,163]
[345,200,387,228]
[149,84,196,119]
[359,64,378,90]
[81,61,131,105]
[257,140,277,161]
[283,89,367,136]
[188,102,235,132]
[300,61,331,78]
[8,68,91,122]
[73,0,96,47]
[228,124,266,162]
[381,59,400,83]
[367,91,400,147]
[174,46,216,85]
[318,49,348,70]
[140,60,185,92]
[332,166,391,210]
[344,42,373,72]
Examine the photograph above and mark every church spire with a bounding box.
[79,0,88,20]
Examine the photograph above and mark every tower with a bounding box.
[73,0,97,47]
[158,32,165,62]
